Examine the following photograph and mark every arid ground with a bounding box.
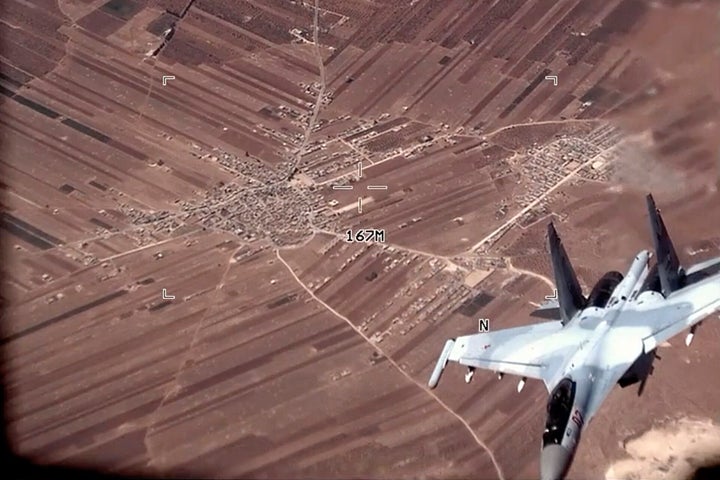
[2,1,719,479]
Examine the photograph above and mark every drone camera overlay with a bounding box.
[1,1,720,480]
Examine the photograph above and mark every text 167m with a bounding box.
[345,229,385,243]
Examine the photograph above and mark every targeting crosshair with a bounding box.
[331,161,388,213]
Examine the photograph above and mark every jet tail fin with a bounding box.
[646,194,684,296]
[547,223,585,325]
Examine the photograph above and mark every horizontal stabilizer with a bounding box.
[530,299,561,320]
[428,339,455,389]
[684,257,720,277]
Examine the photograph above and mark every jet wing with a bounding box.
[428,320,590,391]
[584,276,720,422]
[625,276,720,353]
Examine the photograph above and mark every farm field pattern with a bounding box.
[2,1,720,479]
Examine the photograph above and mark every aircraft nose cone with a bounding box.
[540,444,572,480]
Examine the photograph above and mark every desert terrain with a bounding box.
[1,0,720,479]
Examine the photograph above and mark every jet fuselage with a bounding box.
[540,250,650,480]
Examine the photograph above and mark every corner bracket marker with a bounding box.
[545,289,558,300]
[162,288,175,300]
[162,75,176,86]
[544,75,558,86]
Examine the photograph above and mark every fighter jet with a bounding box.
[428,194,720,480]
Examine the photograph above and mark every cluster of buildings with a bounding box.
[365,254,472,344]
[511,124,623,209]
[186,180,322,246]
[119,145,342,247]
